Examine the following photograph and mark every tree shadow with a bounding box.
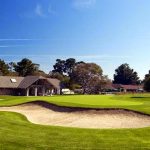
[131,97,150,99]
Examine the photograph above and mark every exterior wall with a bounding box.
[28,79,60,96]
[0,79,61,96]
[26,87,60,96]
[0,88,25,96]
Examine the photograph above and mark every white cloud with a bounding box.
[35,4,45,17]
[0,46,9,48]
[0,45,26,48]
[0,54,130,61]
[48,5,56,15]
[73,0,96,9]
[21,3,55,18]
[0,39,40,41]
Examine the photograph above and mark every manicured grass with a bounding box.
[1,94,150,149]
[0,94,149,113]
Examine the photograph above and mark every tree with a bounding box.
[72,63,104,94]
[33,70,48,77]
[52,58,84,76]
[8,62,16,72]
[49,71,65,81]
[53,59,65,75]
[143,71,150,92]
[113,63,140,85]
[14,58,40,76]
[64,58,76,76]
[144,70,150,81]
[52,58,81,89]
[144,77,150,92]
[0,59,9,76]
[7,62,19,76]
[51,58,108,92]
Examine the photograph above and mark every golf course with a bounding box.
[1,94,150,149]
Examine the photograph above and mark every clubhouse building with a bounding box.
[104,83,144,93]
[0,76,60,96]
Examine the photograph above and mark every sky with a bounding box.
[0,0,150,79]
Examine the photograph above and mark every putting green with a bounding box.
[0,95,144,107]
[45,95,143,107]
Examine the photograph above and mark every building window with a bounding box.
[10,79,17,83]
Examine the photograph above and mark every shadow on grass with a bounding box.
[131,97,150,99]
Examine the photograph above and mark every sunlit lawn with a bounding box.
[1,94,150,149]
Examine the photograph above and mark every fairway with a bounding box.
[1,95,150,149]
[0,95,144,107]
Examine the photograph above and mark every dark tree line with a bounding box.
[113,63,140,85]
[0,58,46,77]
[50,58,109,93]
[144,71,150,92]
[0,58,150,92]
[0,59,9,76]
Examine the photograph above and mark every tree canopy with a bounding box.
[72,63,105,94]
[52,58,77,76]
[64,58,76,76]
[113,63,140,85]
[0,57,148,94]
[53,59,66,75]
[144,71,150,92]
[51,58,83,89]
[144,70,150,81]
[144,76,150,92]
[0,59,9,75]
[13,58,40,76]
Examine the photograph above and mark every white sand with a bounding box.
[0,102,150,129]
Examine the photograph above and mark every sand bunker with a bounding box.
[0,101,150,129]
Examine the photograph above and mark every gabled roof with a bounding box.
[18,76,45,89]
[0,76,24,88]
[0,76,60,89]
[47,78,60,89]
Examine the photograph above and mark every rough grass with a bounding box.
[1,94,150,149]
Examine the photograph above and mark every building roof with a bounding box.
[120,85,143,90]
[47,78,60,89]
[103,83,143,90]
[110,84,143,90]
[0,76,24,88]
[112,84,122,89]
[18,76,43,89]
[0,76,60,89]
[103,83,116,90]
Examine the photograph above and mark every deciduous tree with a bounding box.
[72,63,104,94]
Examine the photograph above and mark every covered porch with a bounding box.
[25,78,60,96]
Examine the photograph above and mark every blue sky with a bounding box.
[0,0,150,79]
